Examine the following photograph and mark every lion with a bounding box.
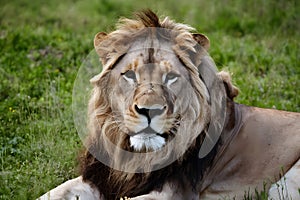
[38,10,300,200]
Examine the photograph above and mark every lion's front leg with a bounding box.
[37,176,102,200]
[268,158,300,200]
[128,182,199,200]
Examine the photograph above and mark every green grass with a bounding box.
[0,0,299,199]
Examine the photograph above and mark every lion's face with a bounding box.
[107,44,195,152]
[89,14,213,168]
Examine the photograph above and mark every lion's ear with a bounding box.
[217,71,239,99]
[186,33,210,67]
[94,32,109,65]
[94,32,107,48]
[193,33,210,51]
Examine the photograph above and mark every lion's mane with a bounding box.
[80,10,231,200]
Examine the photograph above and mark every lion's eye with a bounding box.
[121,70,137,82]
[164,72,179,85]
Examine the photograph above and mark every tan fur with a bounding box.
[200,105,300,200]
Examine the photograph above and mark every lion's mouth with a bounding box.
[127,114,180,152]
[129,126,175,151]
[135,126,173,139]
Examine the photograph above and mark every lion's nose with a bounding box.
[134,104,166,124]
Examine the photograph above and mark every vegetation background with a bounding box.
[0,0,299,199]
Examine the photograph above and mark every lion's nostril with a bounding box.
[135,105,149,116]
[151,108,164,117]
[134,105,151,123]
[134,105,166,124]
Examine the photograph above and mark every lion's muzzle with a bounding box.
[124,84,176,151]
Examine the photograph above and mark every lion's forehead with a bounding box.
[120,49,183,79]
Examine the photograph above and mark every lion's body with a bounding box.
[200,104,300,199]
[38,10,300,200]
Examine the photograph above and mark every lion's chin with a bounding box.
[129,133,166,152]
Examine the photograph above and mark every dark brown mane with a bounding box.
[135,9,161,28]
[80,130,222,200]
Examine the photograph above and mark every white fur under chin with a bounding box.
[130,133,166,151]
